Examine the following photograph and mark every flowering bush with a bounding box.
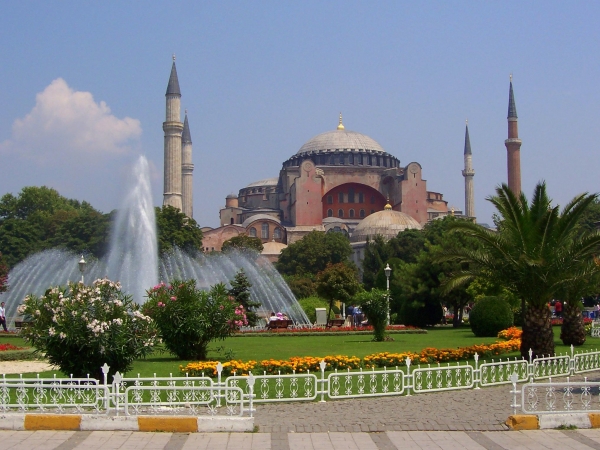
[19,279,158,380]
[144,280,247,360]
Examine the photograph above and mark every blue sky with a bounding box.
[1,1,599,228]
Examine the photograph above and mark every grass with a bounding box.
[1,326,600,379]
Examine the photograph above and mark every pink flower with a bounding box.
[219,305,224,310]
[157,302,164,307]
[170,296,176,301]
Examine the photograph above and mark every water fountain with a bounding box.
[0,156,310,325]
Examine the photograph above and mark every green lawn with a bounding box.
[1,326,599,379]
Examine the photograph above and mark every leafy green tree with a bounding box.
[0,253,8,293]
[283,275,317,299]
[577,198,600,234]
[441,182,600,358]
[0,186,110,268]
[228,269,261,326]
[276,231,353,276]
[221,235,264,253]
[315,263,361,319]
[155,205,203,254]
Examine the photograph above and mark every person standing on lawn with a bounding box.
[0,302,7,331]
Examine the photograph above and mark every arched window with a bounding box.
[274,228,282,240]
[359,209,365,218]
[358,192,364,203]
[249,227,257,237]
[348,188,355,203]
[327,195,333,204]
[349,209,355,218]
[338,209,344,218]
[349,153,354,165]
[327,209,333,217]
[370,195,375,204]
[261,223,269,239]
[338,192,344,203]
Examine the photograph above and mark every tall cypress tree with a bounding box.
[228,269,261,326]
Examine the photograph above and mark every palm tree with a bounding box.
[440,182,600,359]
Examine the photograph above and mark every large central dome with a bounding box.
[297,118,385,155]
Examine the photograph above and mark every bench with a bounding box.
[14,321,30,330]
[266,319,293,330]
[326,318,346,328]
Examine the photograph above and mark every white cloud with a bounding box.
[0,78,141,163]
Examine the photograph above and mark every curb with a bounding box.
[0,413,254,432]
[507,414,600,430]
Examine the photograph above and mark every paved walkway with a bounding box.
[2,430,600,449]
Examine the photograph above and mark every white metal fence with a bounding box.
[2,347,600,416]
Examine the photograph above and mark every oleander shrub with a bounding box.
[19,278,158,380]
[469,296,514,337]
[356,289,388,341]
[144,280,247,360]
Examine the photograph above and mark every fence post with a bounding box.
[405,357,412,396]
[216,362,223,407]
[473,353,480,390]
[319,360,327,402]
[247,372,255,417]
[570,344,575,375]
[528,348,534,382]
[510,372,519,415]
[101,363,110,412]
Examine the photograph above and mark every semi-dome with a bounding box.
[246,178,278,188]
[350,206,422,242]
[297,129,385,156]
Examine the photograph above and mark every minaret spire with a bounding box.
[163,58,184,211]
[462,120,475,219]
[181,111,194,218]
[337,112,345,130]
[505,75,522,194]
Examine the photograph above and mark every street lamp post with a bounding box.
[78,255,87,284]
[384,263,392,324]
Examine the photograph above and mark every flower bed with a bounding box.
[551,318,593,326]
[180,328,522,376]
[0,343,24,352]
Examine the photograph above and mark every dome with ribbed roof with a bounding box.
[297,129,385,155]
[246,178,278,188]
[350,208,422,242]
[261,240,287,256]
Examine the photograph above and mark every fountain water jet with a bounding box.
[0,156,310,325]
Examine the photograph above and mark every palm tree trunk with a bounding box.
[521,304,554,359]
[561,300,586,346]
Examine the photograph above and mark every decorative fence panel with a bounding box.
[2,346,600,416]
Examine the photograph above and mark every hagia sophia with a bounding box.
[162,58,521,264]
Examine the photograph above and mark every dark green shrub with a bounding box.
[470,296,514,337]
[356,289,388,341]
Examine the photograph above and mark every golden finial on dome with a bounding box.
[384,196,392,210]
[337,112,345,130]
[451,207,455,216]
[172,54,176,61]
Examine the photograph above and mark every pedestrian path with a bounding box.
[2,430,600,450]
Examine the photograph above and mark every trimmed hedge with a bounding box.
[470,296,514,337]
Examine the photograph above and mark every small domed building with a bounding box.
[203,114,450,258]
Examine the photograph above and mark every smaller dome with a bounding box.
[351,209,422,242]
[242,214,281,228]
[262,240,287,256]
[226,193,237,199]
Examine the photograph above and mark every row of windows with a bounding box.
[248,224,283,240]
[326,208,375,218]
[327,191,376,204]
[284,153,398,168]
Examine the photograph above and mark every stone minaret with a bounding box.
[163,56,183,210]
[181,111,194,218]
[505,75,522,194]
[462,120,475,219]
